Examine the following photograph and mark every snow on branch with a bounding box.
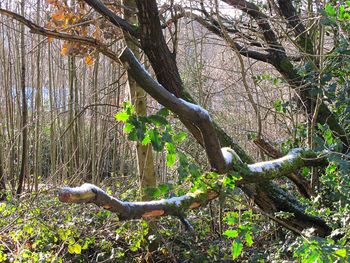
[58,183,218,220]
[118,47,226,173]
[58,148,326,218]
[223,148,327,183]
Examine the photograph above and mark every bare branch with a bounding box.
[186,12,270,63]
[58,148,328,235]
[274,0,314,54]
[222,0,281,48]
[83,0,139,38]
[58,183,218,220]
[0,8,120,64]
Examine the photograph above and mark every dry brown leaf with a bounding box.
[52,11,65,22]
[60,43,70,56]
[85,55,94,66]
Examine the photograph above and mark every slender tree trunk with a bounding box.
[67,55,77,178]
[0,128,6,198]
[17,0,28,195]
[34,0,42,192]
[91,54,99,183]
[48,43,57,185]
[123,0,156,199]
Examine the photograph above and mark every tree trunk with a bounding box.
[16,0,28,195]
[124,0,156,200]
[134,0,331,235]
[0,129,6,199]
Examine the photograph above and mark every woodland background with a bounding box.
[0,0,350,262]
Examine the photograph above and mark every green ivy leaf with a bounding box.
[123,123,134,133]
[325,4,336,17]
[231,240,243,259]
[189,164,201,178]
[157,108,169,117]
[158,184,169,195]
[149,129,162,151]
[58,229,71,241]
[141,134,151,145]
[115,111,129,122]
[0,203,6,213]
[305,250,319,263]
[166,153,176,167]
[245,233,253,247]
[173,132,187,143]
[123,101,135,115]
[68,243,81,254]
[166,142,175,152]
[145,187,161,199]
[274,99,282,113]
[127,129,138,141]
[323,128,334,145]
[334,248,347,258]
[224,229,238,238]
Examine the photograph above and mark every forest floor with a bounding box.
[2,183,266,262]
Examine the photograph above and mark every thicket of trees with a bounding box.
[1,0,350,262]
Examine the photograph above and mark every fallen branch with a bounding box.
[58,183,218,220]
[58,148,327,221]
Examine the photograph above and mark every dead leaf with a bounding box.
[52,11,65,22]
[85,55,94,66]
[60,43,70,56]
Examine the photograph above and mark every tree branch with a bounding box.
[83,0,139,38]
[119,47,227,173]
[58,183,218,220]
[222,0,281,49]
[186,12,270,63]
[274,0,314,54]
[223,147,327,183]
[128,2,330,236]
[0,8,120,64]
[254,138,313,198]
[58,148,329,234]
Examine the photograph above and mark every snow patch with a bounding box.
[221,147,233,165]
[178,98,209,116]
[248,148,302,173]
[123,195,191,207]
[79,183,97,191]
[221,147,242,165]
